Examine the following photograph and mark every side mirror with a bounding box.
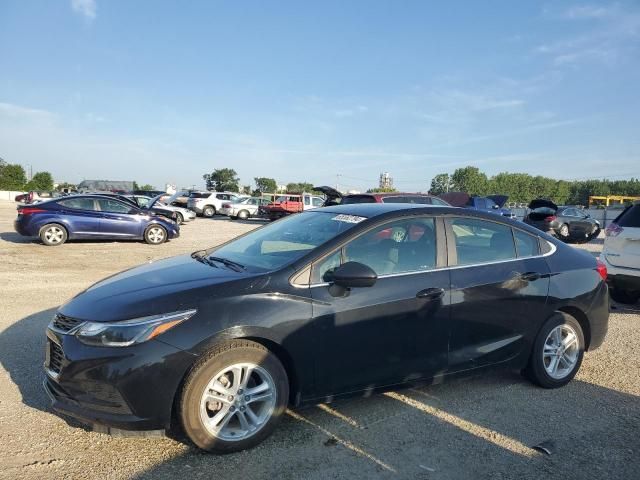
[332,262,377,288]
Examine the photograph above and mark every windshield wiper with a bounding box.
[191,250,220,268]
[208,256,246,272]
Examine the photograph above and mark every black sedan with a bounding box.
[44,204,609,452]
[523,199,601,242]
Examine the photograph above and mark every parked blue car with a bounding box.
[14,195,179,246]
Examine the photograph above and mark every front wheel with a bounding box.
[175,212,184,225]
[144,225,167,245]
[179,340,289,453]
[524,312,584,388]
[237,210,250,220]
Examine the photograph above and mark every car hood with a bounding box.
[59,254,249,322]
[528,198,558,211]
[487,195,508,208]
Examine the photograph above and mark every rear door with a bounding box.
[446,216,550,370]
[606,205,640,269]
[96,198,142,238]
[57,198,102,237]
[310,216,450,395]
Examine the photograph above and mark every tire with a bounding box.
[238,210,250,220]
[39,223,68,246]
[144,225,167,245]
[524,312,584,388]
[203,205,216,217]
[610,288,639,305]
[175,212,184,225]
[179,340,289,453]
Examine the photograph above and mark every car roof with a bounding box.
[318,203,447,217]
[346,192,434,198]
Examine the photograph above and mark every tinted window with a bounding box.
[485,198,497,209]
[450,217,516,265]
[381,196,408,204]
[403,196,431,204]
[475,198,487,209]
[342,195,377,204]
[343,218,436,275]
[190,192,211,199]
[59,198,96,211]
[304,196,311,205]
[514,229,540,257]
[96,198,132,214]
[616,204,640,228]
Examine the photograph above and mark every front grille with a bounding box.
[49,341,64,374]
[52,313,82,332]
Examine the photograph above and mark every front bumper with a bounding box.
[44,325,196,431]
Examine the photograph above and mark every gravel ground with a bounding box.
[0,200,638,480]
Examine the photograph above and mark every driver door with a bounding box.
[309,216,450,397]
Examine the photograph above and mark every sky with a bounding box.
[1,1,639,192]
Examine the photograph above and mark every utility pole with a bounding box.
[336,174,341,192]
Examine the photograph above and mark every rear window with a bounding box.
[615,205,640,228]
[342,195,377,204]
[190,192,211,199]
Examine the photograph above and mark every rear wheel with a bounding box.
[180,340,289,453]
[610,288,639,305]
[203,206,215,217]
[175,212,184,225]
[39,224,68,246]
[237,210,250,220]
[524,312,584,388]
[144,225,167,245]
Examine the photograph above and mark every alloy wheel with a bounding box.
[199,363,276,441]
[44,226,65,244]
[543,324,580,379]
[147,227,166,244]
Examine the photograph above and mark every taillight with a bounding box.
[596,259,607,281]
[19,207,46,215]
[544,215,556,222]
[222,203,231,209]
[605,223,623,237]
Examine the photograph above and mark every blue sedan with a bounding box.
[14,195,180,246]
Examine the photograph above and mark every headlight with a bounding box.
[75,309,196,347]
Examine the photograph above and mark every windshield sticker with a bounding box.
[331,214,366,224]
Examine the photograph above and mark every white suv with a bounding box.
[600,201,640,304]
[187,192,240,217]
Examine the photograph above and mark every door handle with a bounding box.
[416,287,445,300]
[520,272,541,281]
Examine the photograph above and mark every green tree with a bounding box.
[203,168,240,192]
[254,177,277,193]
[429,173,451,195]
[56,182,77,192]
[366,187,397,193]
[241,185,252,195]
[0,163,27,190]
[286,182,315,193]
[450,166,488,195]
[24,171,54,191]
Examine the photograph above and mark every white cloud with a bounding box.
[71,0,97,21]
[565,5,613,20]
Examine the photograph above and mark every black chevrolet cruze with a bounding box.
[44,204,609,452]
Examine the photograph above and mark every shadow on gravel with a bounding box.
[0,231,35,244]
[129,373,640,480]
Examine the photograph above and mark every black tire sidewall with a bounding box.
[180,342,289,453]
[39,223,68,246]
[527,313,584,388]
[176,212,183,224]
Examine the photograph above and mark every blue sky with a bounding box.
[1,1,639,192]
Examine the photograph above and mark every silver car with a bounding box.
[132,195,197,224]
[219,196,272,220]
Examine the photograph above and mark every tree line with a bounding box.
[0,160,54,191]
[429,166,640,206]
[203,169,318,197]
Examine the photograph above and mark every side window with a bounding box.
[304,196,311,206]
[312,197,324,207]
[311,250,342,284]
[381,196,407,204]
[216,194,225,200]
[96,199,132,214]
[59,198,96,211]
[450,217,516,265]
[514,229,540,258]
[343,218,436,275]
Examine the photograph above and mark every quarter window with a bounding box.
[514,229,540,258]
[430,197,448,206]
[450,217,516,265]
[381,196,407,204]
[311,250,342,284]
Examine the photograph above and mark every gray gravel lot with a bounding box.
[1,200,638,480]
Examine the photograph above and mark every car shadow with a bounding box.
[0,231,36,244]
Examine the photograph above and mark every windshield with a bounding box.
[205,211,366,272]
